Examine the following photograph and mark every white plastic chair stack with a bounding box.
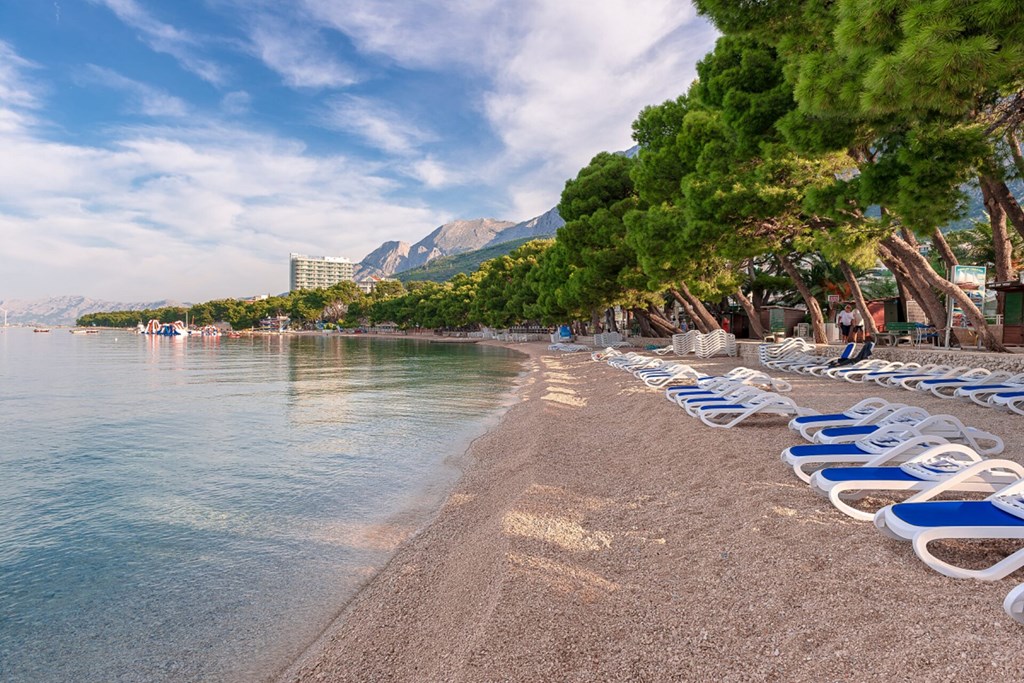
[672,331,698,355]
[593,331,623,347]
[695,330,737,358]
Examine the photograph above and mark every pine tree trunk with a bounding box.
[668,288,708,333]
[676,281,721,331]
[777,253,827,344]
[838,259,879,337]
[931,229,959,272]
[981,179,1013,282]
[877,242,949,330]
[1008,131,1024,181]
[734,287,766,339]
[632,308,656,337]
[644,306,680,336]
[981,175,1024,241]
[883,236,1007,352]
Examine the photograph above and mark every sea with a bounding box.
[0,328,525,682]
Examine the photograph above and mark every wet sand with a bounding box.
[281,343,1023,682]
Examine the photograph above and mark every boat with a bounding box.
[198,325,221,337]
[33,328,50,333]
[138,319,190,336]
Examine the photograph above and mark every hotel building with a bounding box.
[289,253,355,291]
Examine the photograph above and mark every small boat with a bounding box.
[198,325,221,337]
[33,328,50,333]
[69,329,89,335]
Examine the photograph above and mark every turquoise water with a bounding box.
[0,329,523,682]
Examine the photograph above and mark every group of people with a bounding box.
[836,304,864,343]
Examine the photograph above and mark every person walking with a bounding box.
[851,307,864,343]
[837,305,855,342]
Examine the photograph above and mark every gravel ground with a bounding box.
[280,343,1024,683]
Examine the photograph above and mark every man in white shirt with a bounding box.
[851,307,864,342]
[837,305,855,342]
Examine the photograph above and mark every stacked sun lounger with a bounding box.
[778,395,1024,625]
[672,330,738,358]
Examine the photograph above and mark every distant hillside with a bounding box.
[0,296,183,327]
[356,208,564,279]
[396,237,546,283]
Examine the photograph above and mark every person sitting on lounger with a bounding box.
[829,336,875,367]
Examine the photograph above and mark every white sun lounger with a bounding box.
[874,471,1024,580]
[695,394,815,429]
[1005,583,1024,625]
[809,444,1023,521]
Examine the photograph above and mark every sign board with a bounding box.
[768,307,786,333]
[949,265,987,329]
[827,294,841,304]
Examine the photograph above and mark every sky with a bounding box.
[0,0,718,303]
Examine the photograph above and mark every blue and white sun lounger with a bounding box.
[809,445,1023,521]
[917,369,1012,398]
[874,473,1024,580]
[989,390,1024,415]
[954,379,1024,406]
[782,426,950,483]
[696,394,815,429]
[811,414,1003,459]
[787,398,901,440]
[810,406,932,443]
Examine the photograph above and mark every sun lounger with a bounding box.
[811,414,1002,457]
[954,379,1024,406]
[915,369,1008,398]
[695,394,815,429]
[781,426,951,483]
[786,343,854,375]
[809,444,1022,521]
[890,366,974,391]
[835,361,911,383]
[677,385,768,414]
[988,390,1024,415]
[787,398,902,440]
[809,406,932,443]
[874,470,1024,580]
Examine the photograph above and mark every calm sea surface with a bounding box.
[0,329,524,682]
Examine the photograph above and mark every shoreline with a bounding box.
[279,344,1022,682]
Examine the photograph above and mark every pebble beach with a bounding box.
[281,342,1024,682]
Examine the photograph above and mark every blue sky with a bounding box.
[0,0,717,302]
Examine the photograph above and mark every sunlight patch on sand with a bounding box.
[507,552,619,596]
[445,492,476,510]
[541,391,587,407]
[503,511,612,551]
[544,371,575,382]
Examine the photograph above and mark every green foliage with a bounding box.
[394,238,536,283]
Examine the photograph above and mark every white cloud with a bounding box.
[300,0,717,217]
[0,41,42,109]
[321,95,437,154]
[0,47,447,301]
[220,91,252,115]
[90,0,228,85]
[247,18,359,89]
[80,65,189,117]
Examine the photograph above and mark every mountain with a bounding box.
[481,206,564,247]
[395,237,542,283]
[355,210,564,279]
[0,296,183,327]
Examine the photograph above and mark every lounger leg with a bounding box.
[1004,584,1024,625]
[912,529,1024,580]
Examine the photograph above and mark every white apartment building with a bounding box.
[289,253,355,291]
